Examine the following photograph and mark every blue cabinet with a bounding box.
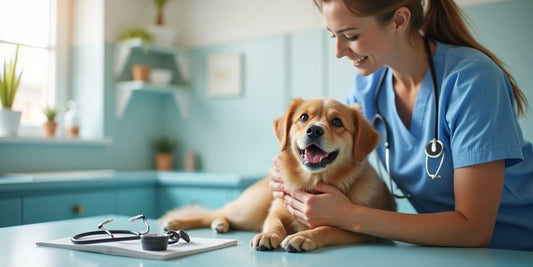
[158,186,244,215]
[0,172,263,227]
[23,191,115,224]
[156,172,263,216]
[116,187,157,218]
[0,197,22,227]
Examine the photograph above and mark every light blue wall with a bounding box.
[0,0,531,174]
[164,36,289,173]
[463,0,533,141]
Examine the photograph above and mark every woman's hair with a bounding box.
[314,0,528,116]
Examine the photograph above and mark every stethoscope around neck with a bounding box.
[372,37,445,199]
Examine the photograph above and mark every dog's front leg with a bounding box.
[250,199,292,251]
[281,225,373,252]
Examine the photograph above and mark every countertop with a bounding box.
[2,215,532,267]
[0,170,264,195]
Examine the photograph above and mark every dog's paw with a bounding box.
[210,218,229,233]
[280,234,318,252]
[250,233,283,251]
[164,219,183,231]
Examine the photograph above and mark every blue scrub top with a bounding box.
[346,40,533,251]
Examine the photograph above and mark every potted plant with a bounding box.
[119,28,153,43]
[0,45,23,137]
[152,136,177,170]
[153,0,169,25]
[132,64,151,82]
[146,0,176,46]
[42,106,58,137]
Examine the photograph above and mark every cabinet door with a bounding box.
[158,187,229,215]
[0,197,22,227]
[116,187,157,219]
[23,191,115,224]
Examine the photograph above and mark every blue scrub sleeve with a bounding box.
[444,57,524,168]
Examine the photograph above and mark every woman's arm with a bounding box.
[282,160,505,248]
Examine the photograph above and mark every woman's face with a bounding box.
[322,0,396,76]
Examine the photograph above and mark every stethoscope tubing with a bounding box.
[372,36,445,198]
[71,230,141,244]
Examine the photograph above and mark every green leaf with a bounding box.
[0,45,21,108]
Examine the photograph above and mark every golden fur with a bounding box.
[160,98,396,252]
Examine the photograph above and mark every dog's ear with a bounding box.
[273,98,304,151]
[352,105,380,162]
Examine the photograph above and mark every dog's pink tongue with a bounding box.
[305,149,326,164]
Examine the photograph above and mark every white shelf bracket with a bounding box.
[115,46,132,77]
[173,90,190,119]
[116,87,134,118]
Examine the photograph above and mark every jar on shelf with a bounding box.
[64,100,80,138]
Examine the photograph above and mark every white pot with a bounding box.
[150,68,173,86]
[0,108,22,137]
[145,24,176,46]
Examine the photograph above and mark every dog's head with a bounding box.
[274,98,379,176]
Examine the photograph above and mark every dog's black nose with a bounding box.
[306,126,324,139]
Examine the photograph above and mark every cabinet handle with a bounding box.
[72,204,84,215]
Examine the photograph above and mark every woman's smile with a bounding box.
[352,55,368,67]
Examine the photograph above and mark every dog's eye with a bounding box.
[332,118,343,127]
[299,114,309,122]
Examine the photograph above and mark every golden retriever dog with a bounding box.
[160,98,396,252]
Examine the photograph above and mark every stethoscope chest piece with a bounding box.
[425,139,445,180]
[425,139,444,158]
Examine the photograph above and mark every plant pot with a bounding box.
[132,64,150,81]
[149,68,173,86]
[43,121,57,137]
[0,108,22,137]
[67,127,80,138]
[155,153,174,171]
[145,24,176,46]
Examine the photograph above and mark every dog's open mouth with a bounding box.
[299,145,338,169]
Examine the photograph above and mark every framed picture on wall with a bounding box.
[207,53,243,97]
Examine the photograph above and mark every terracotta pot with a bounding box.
[43,121,57,137]
[67,126,79,138]
[132,64,150,81]
[155,153,174,171]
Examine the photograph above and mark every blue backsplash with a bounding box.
[0,0,531,174]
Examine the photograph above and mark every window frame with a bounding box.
[0,0,70,137]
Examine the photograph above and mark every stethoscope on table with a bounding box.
[71,214,190,251]
[372,37,445,199]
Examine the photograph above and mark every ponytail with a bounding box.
[424,0,528,116]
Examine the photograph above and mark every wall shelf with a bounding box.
[114,38,190,118]
[115,81,189,118]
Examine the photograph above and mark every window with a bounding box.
[0,0,69,136]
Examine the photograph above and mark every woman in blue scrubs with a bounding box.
[270,0,533,251]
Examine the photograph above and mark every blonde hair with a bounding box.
[314,0,528,116]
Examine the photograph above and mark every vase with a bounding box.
[155,153,174,171]
[0,108,22,137]
[43,121,57,137]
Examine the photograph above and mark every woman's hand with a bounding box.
[283,182,355,229]
[269,155,286,199]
